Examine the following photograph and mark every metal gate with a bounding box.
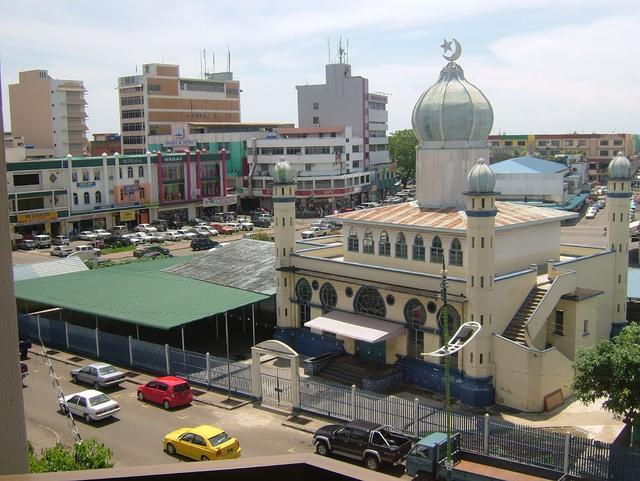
[261,367,293,409]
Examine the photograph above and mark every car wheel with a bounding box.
[166,443,176,455]
[84,413,91,423]
[365,455,380,471]
[162,400,171,410]
[60,403,68,414]
[315,441,329,456]
[137,391,144,401]
[93,381,100,390]
[71,374,78,384]
[201,455,209,461]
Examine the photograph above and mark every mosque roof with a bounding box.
[331,201,575,231]
[491,156,568,175]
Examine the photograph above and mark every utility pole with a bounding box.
[441,258,453,481]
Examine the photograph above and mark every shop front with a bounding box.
[114,208,141,229]
[158,207,189,225]
[12,210,65,237]
[197,195,238,218]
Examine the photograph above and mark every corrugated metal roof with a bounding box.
[13,256,89,282]
[14,257,268,330]
[163,239,276,295]
[491,156,568,174]
[628,268,640,300]
[277,126,345,135]
[332,201,573,230]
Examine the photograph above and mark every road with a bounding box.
[22,355,313,467]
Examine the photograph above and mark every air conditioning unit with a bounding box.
[108,176,114,180]
[134,179,140,184]
[313,123,320,127]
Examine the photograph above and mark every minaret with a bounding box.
[463,158,496,380]
[606,152,632,335]
[272,158,297,328]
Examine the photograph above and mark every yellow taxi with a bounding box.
[163,424,241,461]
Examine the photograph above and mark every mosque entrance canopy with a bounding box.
[304,311,406,343]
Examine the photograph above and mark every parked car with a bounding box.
[253,218,271,228]
[133,245,172,258]
[50,245,73,257]
[20,361,29,380]
[52,235,70,246]
[297,209,318,218]
[75,244,101,256]
[111,225,128,235]
[137,232,156,243]
[192,227,212,238]
[59,389,120,423]
[34,234,52,248]
[19,339,31,358]
[337,207,355,213]
[163,424,241,461]
[176,229,197,240]
[224,222,242,232]
[197,224,219,236]
[238,220,254,231]
[585,209,597,219]
[301,226,328,239]
[150,220,168,232]
[17,239,36,250]
[70,362,125,388]
[147,233,166,243]
[210,223,234,235]
[162,230,184,241]
[190,238,219,251]
[313,420,412,471]
[136,223,158,233]
[93,229,111,239]
[79,230,98,241]
[137,376,193,410]
[120,233,143,245]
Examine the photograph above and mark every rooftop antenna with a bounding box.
[204,48,208,76]
[327,38,331,63]
[212,52,215,74]
[338,37,344,63]
[199,51,203,77]
[227,46,231,72]
[346,38,349,64]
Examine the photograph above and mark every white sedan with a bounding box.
[79,231,98,241]
[585,210,597,219]
[176,229,197,240]
[136,223,158,233]
[163,230,184,241]
[93,229,112,239]
[59,389,120,423]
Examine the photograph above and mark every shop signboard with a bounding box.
[119,210,136,221]
[76,181,96,188]
[202,195,237,207]
[16,211,58,224]
[123,184,141,194]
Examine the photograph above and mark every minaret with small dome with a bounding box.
[464,158,497,380]
[412,39,493,209]
[606,151,632,332]
[272,158,298,328]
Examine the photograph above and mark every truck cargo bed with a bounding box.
[456,459,561,481]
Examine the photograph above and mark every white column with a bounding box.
[102,153,109,204]
[67,154,74,214]
[251,347,262,399]
[146,151,153,203]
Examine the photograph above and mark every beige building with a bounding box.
[272,48,631,412]
[117,64,241,155]
[8,70,88,157]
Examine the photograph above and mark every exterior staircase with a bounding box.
[502,287,547,346]
[317,357,369,387]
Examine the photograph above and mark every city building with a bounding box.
[8,69,88,157]
[271,44,630,412]
[117,64,240,155]
[89,132,121,156]
[491,156,571,203]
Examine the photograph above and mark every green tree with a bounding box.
[572,323,640,430]
[28,439,113,473]
[388,129,418,184]
[249,231,274,242]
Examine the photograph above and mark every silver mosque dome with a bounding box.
[273,158,296,184]
[412,40,494,148]
[467,158,495,193]
[608,151,631,180]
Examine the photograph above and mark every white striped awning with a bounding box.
[304,311,406,343]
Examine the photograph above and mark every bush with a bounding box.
[28,438,113,473]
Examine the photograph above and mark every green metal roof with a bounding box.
[14,257,269,330]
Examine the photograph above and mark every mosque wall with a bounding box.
[494,222,561,275]
[491,269,538,336]
[545,296,599,361]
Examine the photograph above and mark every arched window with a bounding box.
[73,193,78,205]
[347,228,359,252]
[127,166,134,178]
[430,236,444,264]
[363,230,374,254]
[95,191,102,203]
[354,287,386,319]
[83,192,90,204]
[412,234,425,261]
[437,304,462,362]
[405,299,427,358]
[449,237,463,266]
[395,233,407,259]
[379,231,390,256]
[320,283,337,314]
[296,278,312,323]
[138,166,145,177]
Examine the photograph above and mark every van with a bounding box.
[111,225,128,235]
[33,234,52,248]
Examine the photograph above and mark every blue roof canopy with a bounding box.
[491,156,568,174]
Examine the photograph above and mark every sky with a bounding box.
[1,0,639,138]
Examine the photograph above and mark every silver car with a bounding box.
[70,362,126,389]
[59,389,120,423]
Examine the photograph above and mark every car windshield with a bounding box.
[173,383,190,393]
[89,394,110,406]
[208,432,232,446]
[98,366,117,375]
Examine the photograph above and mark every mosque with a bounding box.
[270,42,631,411]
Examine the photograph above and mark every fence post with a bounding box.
[414,398,420,438]
[351,384,357,420]
[65,321,69,349]
[128,335,133,365]
[563,433,570,474]
[95,328,100,357]
[206,352,211,386]
[484,413,490,454]
[165,344,170,375]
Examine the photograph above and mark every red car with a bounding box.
[137,376,193,410]
[210,223,234,235]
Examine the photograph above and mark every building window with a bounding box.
[312,102,319,110]
[73,193,78,205]
[583,319,589,336]
[83,192,90,204]
[504,141,513,146]
[148,83,161,92]
[449,238,463,266]
[405,299,426,358]
[395,233,407,259]
[82,170,90,182]
[600,140,609,146]
[119,167,123,179]
[354,287,386,319]
[363,230,374,254]
[347,228,359,252]
[600,150,609,157]
[320,283,337,314]
[127,166,134,178]
[138,166,144,177]
[430,236,444,264]
[613,139,623,146]
[312,116,319,124]
[296,279,312,323]
[72,172,78,182]
[554,310,564,335]
[379,231,391,256]
[94,170,101,181]
[140,187,145,199]
[517,141,526,146]
[412,234,425,261]
[95,191,102,203]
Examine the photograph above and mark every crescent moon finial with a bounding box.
[442,38,462,62]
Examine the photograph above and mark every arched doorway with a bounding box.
[251,340,300,412]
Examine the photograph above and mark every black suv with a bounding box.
[190,238,219,251]
[133,245,171,258]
